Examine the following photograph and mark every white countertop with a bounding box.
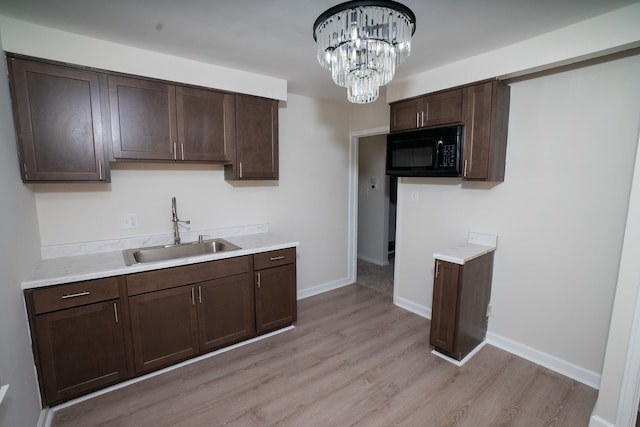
[23,232,299,289]
[433,232,497,265]
[433,243,496,265]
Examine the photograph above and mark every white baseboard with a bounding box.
[297,278,353,300]
[486,332,601,389]
[357,255,388,266]
[588,414,615,427]
[394,296,431,319]
[38,407,51,427]
[391,292,601,390]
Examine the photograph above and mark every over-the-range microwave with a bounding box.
[386,125,463,177]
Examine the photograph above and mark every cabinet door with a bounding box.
[109,75,177,160]
[423,90,462,128]
[35,300,127,405]
[176,86,234,162]
[462,81,510,181]
[255,263,296,333]
[197,273,255,351]
[129,286,199,373]
[8,58,108,182]
[429,260,460,355]
[226,95,278,180]
[462,82,493,180]
[390,98,421,132]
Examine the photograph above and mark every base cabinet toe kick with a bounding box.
[24,248,297,406]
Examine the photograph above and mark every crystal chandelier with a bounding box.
[313,0,416,104]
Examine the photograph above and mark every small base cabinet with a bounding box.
[24,277,130,406]
[254,248,297,334]
[429,252,494,361]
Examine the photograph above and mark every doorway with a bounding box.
[350,128,396,298]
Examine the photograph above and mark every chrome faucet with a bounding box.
[171,197,190,245]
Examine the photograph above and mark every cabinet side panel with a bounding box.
[487,81,510,182]
[456,252,494,358]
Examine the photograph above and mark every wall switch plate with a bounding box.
[121,213,138,229]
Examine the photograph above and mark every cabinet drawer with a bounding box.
[126,256,250,296]
[31,277,120,315]
[254,248,296,270]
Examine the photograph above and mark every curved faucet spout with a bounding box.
[171,197,190,245]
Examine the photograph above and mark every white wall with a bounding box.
[0,16,287,101]
[0,31,43,427]
[0,19,352,296]
[387,2,640,103]
[357,135,388,266]
[394,53,640,384]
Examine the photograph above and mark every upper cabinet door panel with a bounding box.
[8,58,107,182]
[390,98,421,132]
[423,90,462,128]
[230,95,278,180]
[176,86,233,162]
[109,75,176,160]
[462,81,510,181]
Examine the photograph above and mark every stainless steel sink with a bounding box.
[123,238,241,266]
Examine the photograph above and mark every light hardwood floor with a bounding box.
[52,285,597,426]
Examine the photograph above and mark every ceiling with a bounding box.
[0,0,637,104]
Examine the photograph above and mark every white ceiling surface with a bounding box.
[0,0,637,103]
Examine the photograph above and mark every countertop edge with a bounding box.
[22,233,299,290]
[433,243,496,265]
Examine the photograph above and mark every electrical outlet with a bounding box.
[121,213,138,229]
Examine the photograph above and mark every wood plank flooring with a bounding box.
[52,285,597,426]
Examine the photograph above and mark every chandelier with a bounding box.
[313,0,416,104]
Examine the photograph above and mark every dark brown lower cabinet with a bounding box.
[34,300,128,405]
[25,249,296,406]
[255,248,297,334]
[197,273,256,351]
[128,285,199,373]
[430,252,494,361]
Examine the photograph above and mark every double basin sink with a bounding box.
[123,238,241,266]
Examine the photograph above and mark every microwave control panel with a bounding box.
[440,144,457,168]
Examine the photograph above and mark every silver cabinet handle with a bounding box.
[416,112,419,128]
[239,162,243,178]
[464,159,469,177]
[256,272,261,289]
[98,161,103,180]
[181,143,185,160]
[198,286,202,304]
[61,291,90,299]
[270,256,285,261]
[113,302,119,323]
[435,261,440,278]
[191,287,195,305]
[173,142,177,161]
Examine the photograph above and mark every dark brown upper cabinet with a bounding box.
[225,95,279,180]
[7,56,110,182]
[108,75,176,161]
[462,80,510,181]
[108,76,235,162]
[389,79,510,182]
[390,89,462,132]
[177,86,234,162]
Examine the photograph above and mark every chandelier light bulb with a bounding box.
[313,0,416,104]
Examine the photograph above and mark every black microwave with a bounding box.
[386,125,463,177]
